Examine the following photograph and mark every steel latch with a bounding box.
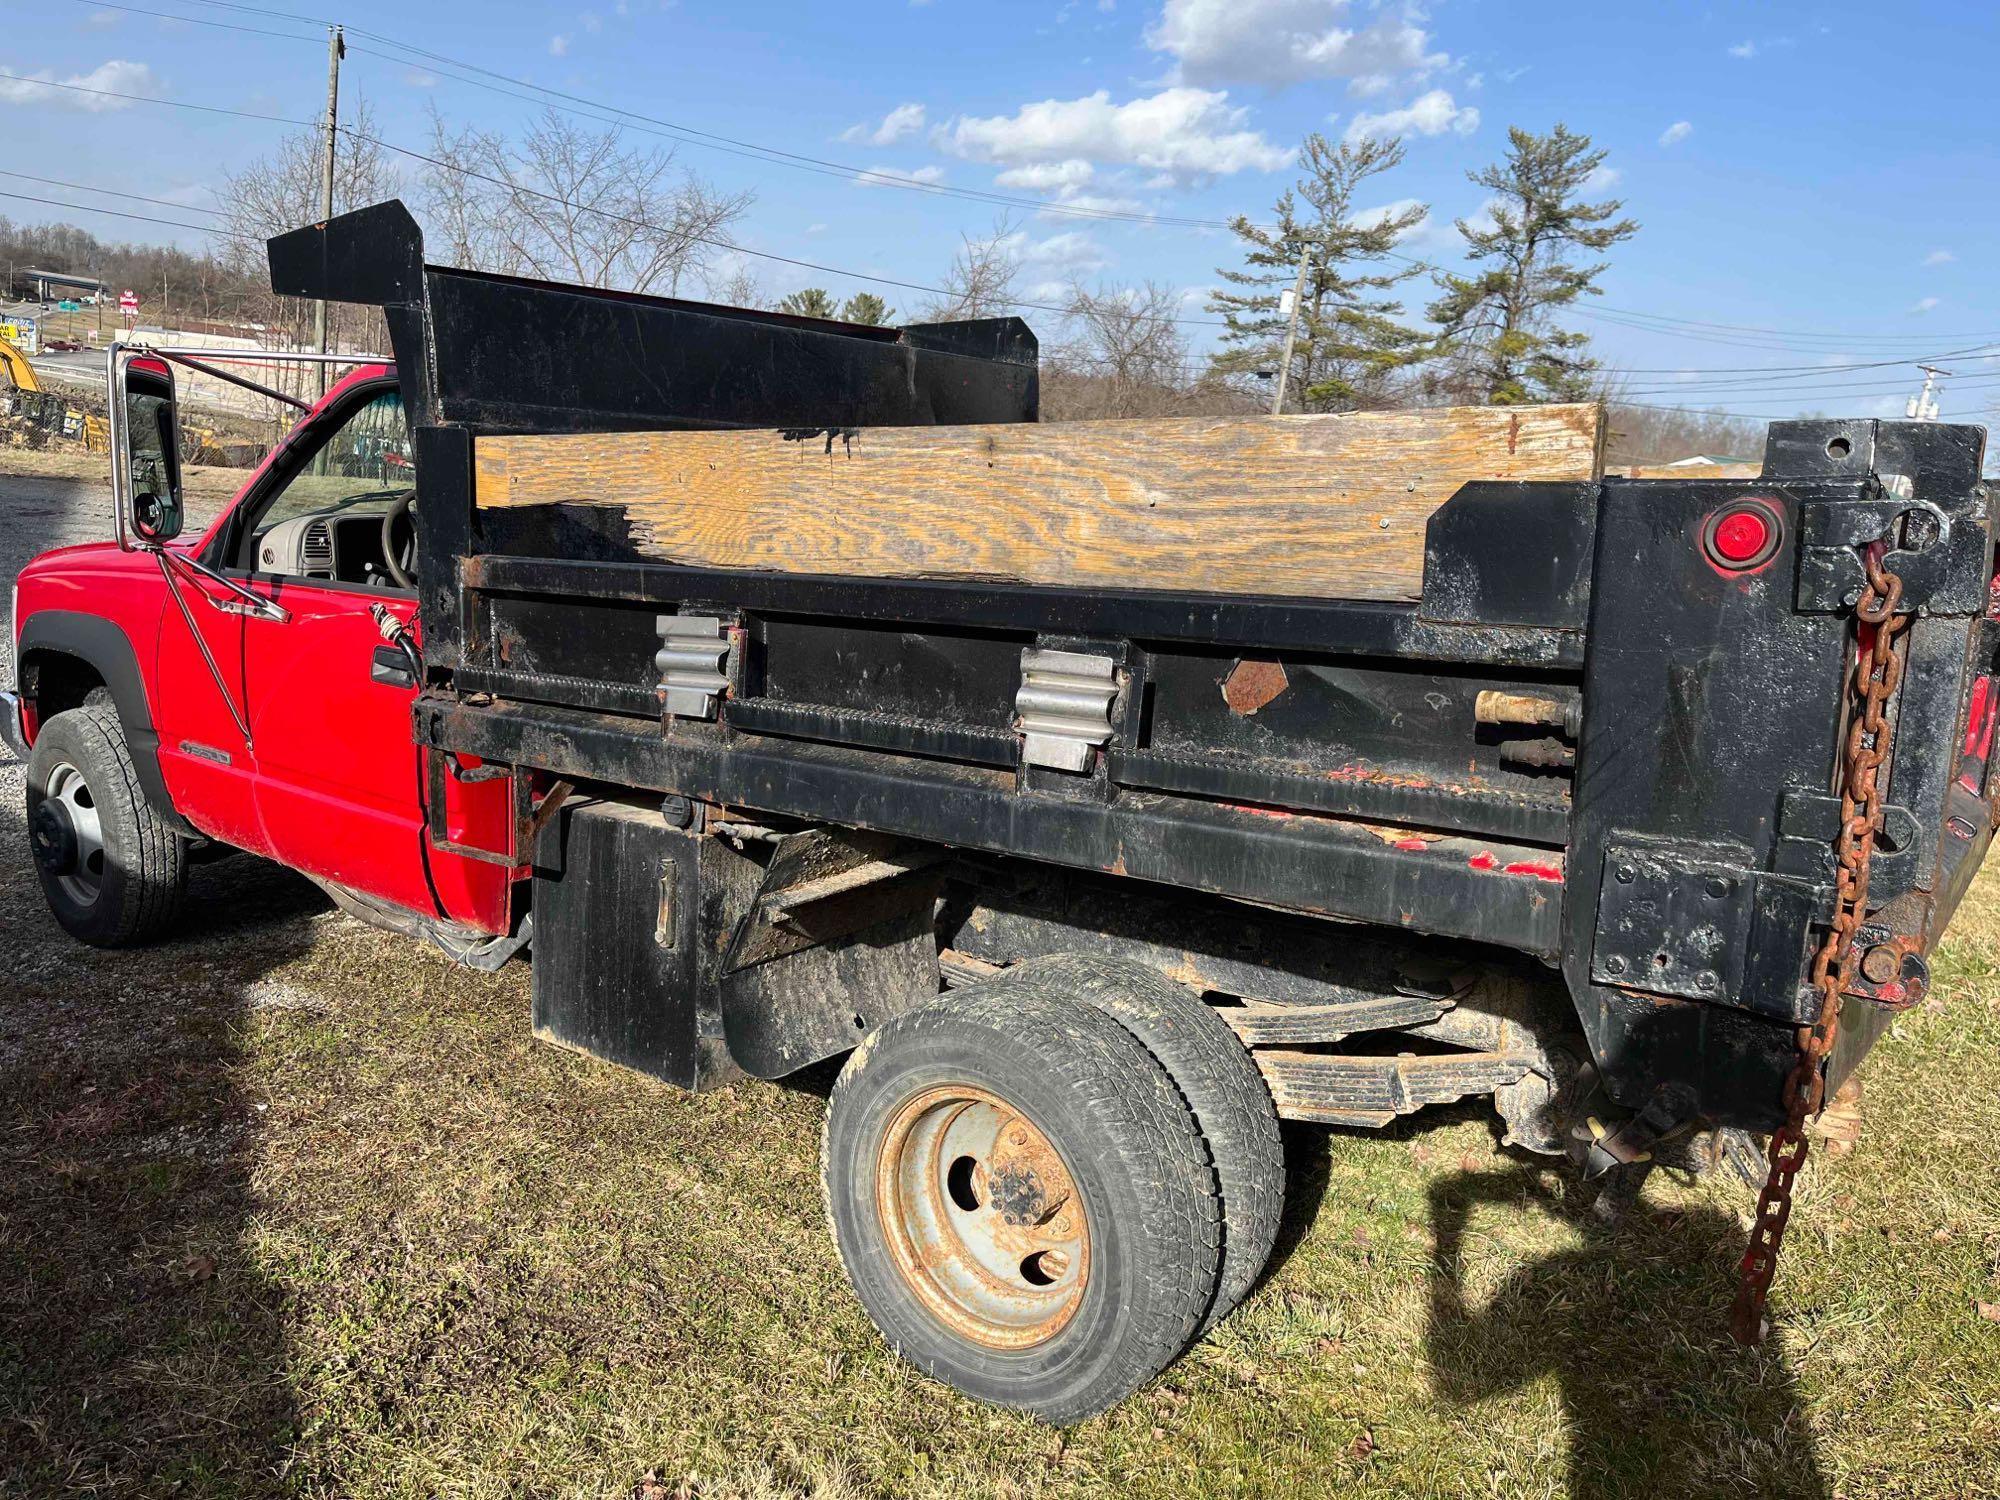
[655,614,731,719]
[1794,497,1951,613]
[1014,648,1118,773]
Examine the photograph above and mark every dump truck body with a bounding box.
[8,199,1996,1418]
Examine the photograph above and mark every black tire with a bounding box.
[24,703,187,947]
[821,980,1221,1423]
[997,953,1285,1335]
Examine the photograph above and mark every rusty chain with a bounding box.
[1730,542,1908,1346]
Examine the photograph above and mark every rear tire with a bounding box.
[24,703,187,947]
[997,953,1285,1335]
[821,980,1221,1422]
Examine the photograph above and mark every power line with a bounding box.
[0,189,255,240]
[53,0,1248,233]
[0,168,225,218]
[12,53,1999,384]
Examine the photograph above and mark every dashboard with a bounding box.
[255,505,407,590]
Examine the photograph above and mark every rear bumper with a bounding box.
[0,689,26,761]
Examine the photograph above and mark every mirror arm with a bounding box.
[107,343,132,551]
[158,547,291,624]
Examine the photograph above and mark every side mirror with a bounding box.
[113,352,184,549]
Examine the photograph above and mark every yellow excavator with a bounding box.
[0,335,42,394]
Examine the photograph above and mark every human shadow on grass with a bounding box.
[1426,1166,1827,1500]
[0,788,329,1497]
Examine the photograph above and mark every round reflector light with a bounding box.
[1701,499,1784,571]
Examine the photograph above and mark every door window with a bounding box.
[234,387,415,587]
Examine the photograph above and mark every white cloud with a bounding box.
[1659,120,1693,146]
[805,222,827,235]
[993,158,1096,192]
[1727,40,1757,58]
[1912,296,1940,314]
[1017,230,1107,270]
[841,102,926,147]
[1342,88,1478,144]
[581,10,603,33]
[1146,0,1446,90]
[1584,164,1621,190]
[404,69,439,87]
[939,87,1290,180]
[853,164,946,189]
[0,59,159,111]
[1924,248,1955,266]
[548,33,570,56]
[86,8,120,25]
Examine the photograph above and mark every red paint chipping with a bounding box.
[1395,838,1427,851]
[1503,860,1565,882]
[1963,675,1995,759]
[1467,851,1499,870]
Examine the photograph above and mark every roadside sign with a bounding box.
[119,289,140,321]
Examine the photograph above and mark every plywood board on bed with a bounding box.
[473,402,1604,603]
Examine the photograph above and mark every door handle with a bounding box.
[371,643,416,689]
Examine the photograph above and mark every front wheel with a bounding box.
[821,978,1222,1423]
[25,703,187,946]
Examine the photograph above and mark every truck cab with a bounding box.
[6,360,516,949]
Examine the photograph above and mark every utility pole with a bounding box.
[313,23,345,397]
[1906,364,1949,422]
[1269,239,1313,416]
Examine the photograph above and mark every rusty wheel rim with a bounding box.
[875,1084,1091,1350]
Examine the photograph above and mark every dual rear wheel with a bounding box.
[821,955,1283,1422]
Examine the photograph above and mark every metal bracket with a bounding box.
[1014,648,1118,773]
[1591,839,1829,1021]
[1795,497,1952,614]
[655,614,733,719]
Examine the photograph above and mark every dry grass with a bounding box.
[1,447,1996,1498]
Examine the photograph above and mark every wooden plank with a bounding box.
[474,403,1604,603]
[1615,462,1760,480]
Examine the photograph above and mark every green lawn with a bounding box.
[2,801,1996,1498]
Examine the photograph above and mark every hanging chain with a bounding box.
[1730,542,1908,1346]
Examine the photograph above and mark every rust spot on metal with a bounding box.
[1222,658,1289,715]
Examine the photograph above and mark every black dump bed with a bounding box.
[271,201,2000,1131]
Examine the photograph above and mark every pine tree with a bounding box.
[1208,133,1430,412]
[777,287,839,318]
[1427,124,1636,405]
[840,292,893,325]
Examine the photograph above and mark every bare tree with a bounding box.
[417,104,509,275]
[416,107,752,296]
[1041,278,1257,422]
[1057,280,1188,383]
[214,95,399,394]
[917,217,1022,321]
[702,259,766,309]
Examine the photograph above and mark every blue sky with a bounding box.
[2,0,1998,424]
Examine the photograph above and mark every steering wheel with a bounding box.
[380,489,418,590]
